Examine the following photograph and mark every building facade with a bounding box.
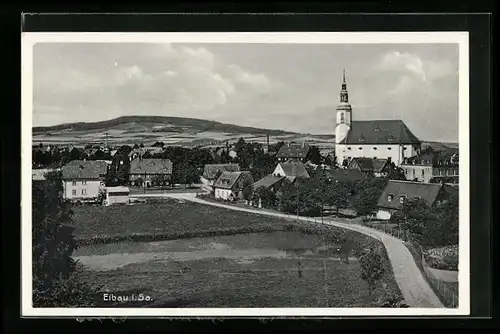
[401,148,459,184]
[213,171,254,201]
[104,186,130,206]
[333,70,421,166]
[129,158,173,187]
[61,160,107,201]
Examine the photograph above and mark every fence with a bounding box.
[422,254,459,308]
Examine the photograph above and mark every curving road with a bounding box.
[134,192,444,308]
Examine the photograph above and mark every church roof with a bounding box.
[340,120,421,145]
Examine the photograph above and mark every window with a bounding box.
[340,113,345,123]
[403,147,407,151]
[82,189,87,195]
[72,181,77,186]
[405,169,408,175]
[72,189,77,196]
[347,147,351,150]
[388,147,392,150]
[413,169,416,178]
[109,192,129,196]
[82,181,87,185]
[358,147,363,150]
[422,170,425,176]
[400,195,406,204]
[388,193,394,202]
[373,147,378,150]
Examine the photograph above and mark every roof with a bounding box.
[61,160,108,180]
[402,148,459,167]
[276,143,310,159]
[350,158,389,173]
[276,162,310,178]
[203,164,240,179]
[32,168,56,181]
[377,180,447,210]
[106,186,130,193]
[213,171,254,190]
[253,174,286,190]
[340,120,421,145]
[129,159,173,175]
[324,169,367,183]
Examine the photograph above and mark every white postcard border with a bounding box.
[21,31,470,317]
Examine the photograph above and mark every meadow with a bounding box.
[71,198,402,307]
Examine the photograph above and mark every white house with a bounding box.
[272,161,310,183]
[213,171,254,201]
[104,186,130,206]
[61,160,108,202]
[334,69,421,167]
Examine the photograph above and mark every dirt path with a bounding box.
[132,192,444,308]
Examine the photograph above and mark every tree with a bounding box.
[308,146,322,165]
[151,174,169,187]
[255,186,278,208]
[353,178,388,217]
[33,171,101,307]
[327,180,351,216]
[241,178,254,202]
[359,249,385,297]
[426,193,459,246]
[251,153,276,181]
[385,162,407,181]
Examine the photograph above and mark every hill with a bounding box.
[32,116,295,136]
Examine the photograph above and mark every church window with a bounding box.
[373,147,377,150]
[347,147,351,150]
[358,147,363,150]
[340,113,345,122]
[388,147,392,150]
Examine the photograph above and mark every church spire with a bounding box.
[340,68,349,103]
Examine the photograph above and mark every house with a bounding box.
[201,164,241,185]
[376,180,458,220]
[253,174,286,193]
[334,69,421,166]
[348,157,391,177]
[213,171,254,201]
[129,158,173,187]
[401,148,459,184]
[104,186,130,206]
[276,143,311,162]
[272,161,310,183]
[61,160,108,201]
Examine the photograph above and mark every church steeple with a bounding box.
[340,68,349,103]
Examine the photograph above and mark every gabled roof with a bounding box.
[129,159,173,175]
[203,164,240,180]
[253,174,286,190]
[276,143,310,159]
[340,120,421,145]
[213,171,254,190]
[377,180,450,210]
[276,162,310,178]
[62,160,108,180]
[349,157,390,173]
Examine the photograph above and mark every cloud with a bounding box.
[33,44,277,124]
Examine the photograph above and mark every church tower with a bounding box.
[335,69,352,144]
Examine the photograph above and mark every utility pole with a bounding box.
[296,182,299,219]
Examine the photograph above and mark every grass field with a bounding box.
[71,198,403,307]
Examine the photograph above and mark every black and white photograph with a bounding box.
[22,32,469,317]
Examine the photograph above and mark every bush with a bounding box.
[32,174,102,307]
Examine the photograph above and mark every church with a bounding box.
[334,70,422,167]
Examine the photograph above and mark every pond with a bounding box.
[73,231,352,271]
[74,231,374,308]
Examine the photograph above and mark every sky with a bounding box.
[33,42,459,142]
